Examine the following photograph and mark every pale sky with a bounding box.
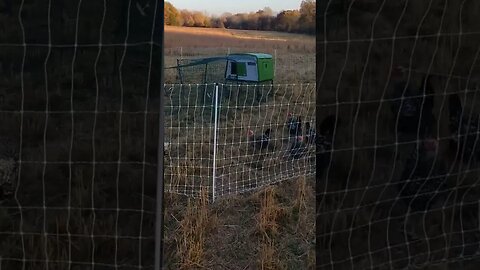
[167,0,304,16]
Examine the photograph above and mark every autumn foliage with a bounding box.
[164,0,316,35]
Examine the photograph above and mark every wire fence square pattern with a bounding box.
[164,83,316,200]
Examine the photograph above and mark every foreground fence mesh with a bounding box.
[164,83,316,200]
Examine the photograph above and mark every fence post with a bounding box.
[154,51,166,270]
[274,49,277,77]
[212,83,220,202]
[180,46,183,59]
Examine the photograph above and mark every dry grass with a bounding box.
[255,186,284,270]
[294,176,310,207]
[163,175,315,270]
[165,26,315,49]
[164,26,315,83]
[256,186,285,238]
[258,237,285,270]
[175,188,217,270]
[166,26,313,42]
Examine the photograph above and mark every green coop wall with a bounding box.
[224,53,274,82]
[257,58,274,82]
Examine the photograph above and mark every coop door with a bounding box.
[227,61,253,80]
[246,61,258,81]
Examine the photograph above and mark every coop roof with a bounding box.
[164,53,272,69]
[164,56,229,69]
[228,53,272,59]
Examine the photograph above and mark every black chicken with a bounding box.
[247,128,271,152]
[397,138,447,212]
[448,93,480,164]
[391,67,435,139]
[289,136,307,159]
[305,121,316,145]
[286,112,302,137]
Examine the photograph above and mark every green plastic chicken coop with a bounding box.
[224,53,274,83]
[166,52,275,84]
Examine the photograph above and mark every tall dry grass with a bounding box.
[162,175,314,270]
[175,188,217,269]
[256,186,285,238]
[258,237,285,270]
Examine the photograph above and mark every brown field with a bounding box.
[165,25,316,43]
[164,26,316,84]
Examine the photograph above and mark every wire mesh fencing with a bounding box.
[164,83,316,200]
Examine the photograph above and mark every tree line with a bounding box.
[164,0,315,35]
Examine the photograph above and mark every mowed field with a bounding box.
[162,26,316,269]
[164,26,316,83]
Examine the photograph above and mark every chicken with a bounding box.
[163,141,170,156]
[305,121,316,145]
[448,93,480,164]
[286,112,302,137]
[289,136,307,159]
[247,128,271,152]
[397,138,447,212]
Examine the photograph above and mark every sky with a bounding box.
[167,0,304,16]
